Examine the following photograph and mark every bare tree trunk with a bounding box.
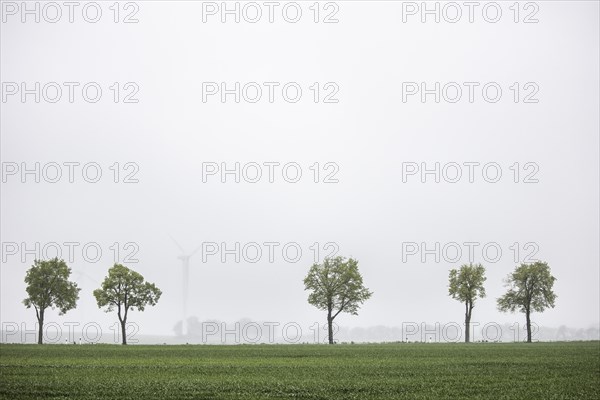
[525,308,532,343]
[118,307,127,345]
[121,319,127,345]
[327,308,334,345]
[37,308,44,345]
[464,302,471,343]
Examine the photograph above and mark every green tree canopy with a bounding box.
[448,263,486,342]
[93,264,162,344]
[497,261,557,342]
[304,256,372,344]
[23,258,80,344]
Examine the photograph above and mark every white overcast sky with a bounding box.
[1,1,598,339]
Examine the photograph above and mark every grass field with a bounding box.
[1,342,599,399]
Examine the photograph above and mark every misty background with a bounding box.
[1,1,598,343]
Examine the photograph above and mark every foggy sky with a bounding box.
[1,1,598,341]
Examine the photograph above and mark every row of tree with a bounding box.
[309,258,557,344]
[448,262,557,343]
[22,257,556,345]
[23,260,160,345]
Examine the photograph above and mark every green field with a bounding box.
[1,342,598,399]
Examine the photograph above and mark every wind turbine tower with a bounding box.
[171,236,202,337]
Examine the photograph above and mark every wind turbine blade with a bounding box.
[169,235,186,254]
[73,269,100,285]
[189,243,204,258]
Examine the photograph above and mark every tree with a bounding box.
[497,261,557,343]
[93,264,162,345]
[23,258,80,344]
[304,256,372,344]
[448,263,486,343]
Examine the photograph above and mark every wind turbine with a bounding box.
[170,236,203,337]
